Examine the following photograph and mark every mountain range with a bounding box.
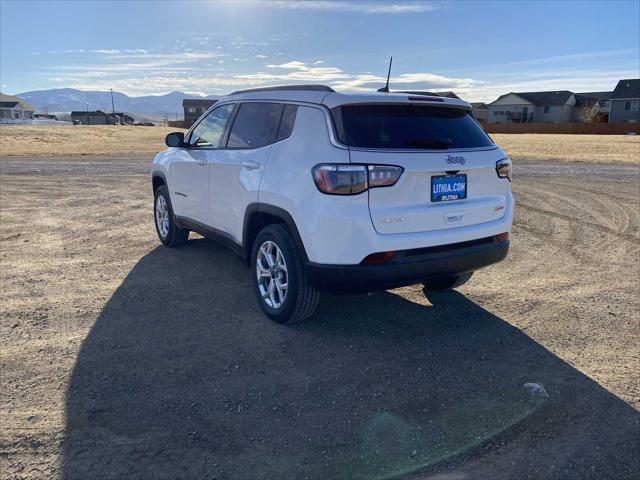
[15,88,221,118]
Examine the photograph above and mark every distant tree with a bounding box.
[578,103,601,123]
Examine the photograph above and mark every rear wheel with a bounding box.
[423,272,473,291]
[154,185,189,247]
[251,224,319,324]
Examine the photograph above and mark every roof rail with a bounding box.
[229,84,335,95]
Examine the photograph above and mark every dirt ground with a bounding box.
[1,125,639,163]
[0,153,639,479]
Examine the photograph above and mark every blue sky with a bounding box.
[1,0,639,102]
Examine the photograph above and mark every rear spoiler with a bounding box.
[322,92,471,110]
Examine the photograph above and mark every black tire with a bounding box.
[423,272,474,291]
[153,185,189,247]
[251,224,320,324]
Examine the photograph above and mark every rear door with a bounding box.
[210,102,295,242]
[333,104,511,234]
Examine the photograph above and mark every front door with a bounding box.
[169,103,235,226]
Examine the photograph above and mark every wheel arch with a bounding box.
[243,203,308,263]
[151,171,168,193]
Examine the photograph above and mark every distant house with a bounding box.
[34,113,58,120]
[183,99,217,126]
[488,91,576,124]
[113,112,134,125]
[608,79,640,123]
[70,109,117,125]
[70,109,134,125]
[470,102,488,123]
[572,92,611,123]
[0,92,35,122]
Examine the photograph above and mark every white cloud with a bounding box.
[40,44,633,102]
[263,61,345,80]
[265,1,439,14]
[36,48,149,56]
[59,67,628,101]
[90,49,121,54]
[50,51,224,75]
[47,53,476,96]
[266,61,307,69]
[329,71,477,93]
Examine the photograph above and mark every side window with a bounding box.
[188,104,234,148]
[228,102,283,149]
[276,104,298,141]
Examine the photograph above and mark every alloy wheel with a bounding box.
[155,194,170,239]
[256,240,288,309]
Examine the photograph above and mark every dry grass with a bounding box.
[493,133,640,163]
[1,126,639,163]
[0,125,185,157]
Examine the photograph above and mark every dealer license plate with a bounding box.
[431,174,467,202]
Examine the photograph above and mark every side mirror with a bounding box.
[165,131,185,148]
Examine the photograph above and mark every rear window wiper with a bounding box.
[404,138,453,149]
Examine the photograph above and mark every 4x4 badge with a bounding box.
[445,154,466,165]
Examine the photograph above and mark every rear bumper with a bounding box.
[306,237,509,294]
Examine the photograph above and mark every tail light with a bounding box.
[496,157,512,181]
[367,165,403,187]
[312,164,403,195]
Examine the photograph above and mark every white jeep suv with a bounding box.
[151,85,513,323]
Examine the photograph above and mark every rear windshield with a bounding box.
[331,104,493,149]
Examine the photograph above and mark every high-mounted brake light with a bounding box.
[312,164,403,195]
[496,157,512,181]
[408,96,444,102]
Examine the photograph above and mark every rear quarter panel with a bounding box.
[258,105,360,263]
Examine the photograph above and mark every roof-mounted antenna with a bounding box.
[377,56,393,93]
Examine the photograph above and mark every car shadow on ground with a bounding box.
[62,238,639,480]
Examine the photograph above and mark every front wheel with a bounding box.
[423,272,474,291]
[251,224,320,324]
[154,185,189,247]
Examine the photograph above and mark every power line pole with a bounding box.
[110,88,116,125]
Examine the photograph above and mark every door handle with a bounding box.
[242,161,261,170]
[197,159,207,166]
